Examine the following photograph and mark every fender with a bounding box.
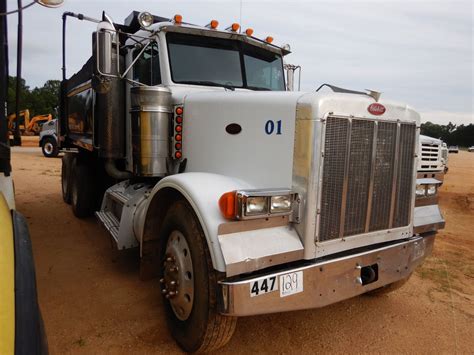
[141,172,254,273]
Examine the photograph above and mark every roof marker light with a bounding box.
[265,36,274,43]
[206,20,219,29]
[245,28,254,36]
[225,23,240,32]
[173,14,183,24]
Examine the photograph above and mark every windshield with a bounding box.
[167,32,285,91]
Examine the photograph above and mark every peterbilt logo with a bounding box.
[368,103,386,115]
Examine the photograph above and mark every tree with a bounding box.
[7,76,60,117]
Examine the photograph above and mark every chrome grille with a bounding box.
[318,117,416,242]
[420,142,440,170]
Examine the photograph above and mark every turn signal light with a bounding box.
[265,36,274,43]
[176,107,183,115]
[219,191,237,219]
[245,28,254,36]
[173,14,183,24]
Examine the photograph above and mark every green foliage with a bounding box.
[421,121,474,147]
[7,76,60,117]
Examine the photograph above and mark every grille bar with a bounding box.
[317,116,416,242]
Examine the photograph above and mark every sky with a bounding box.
[5,0,473,125]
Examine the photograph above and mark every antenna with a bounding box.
[239,0,242,33]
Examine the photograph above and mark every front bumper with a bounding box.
[220,234,435,316]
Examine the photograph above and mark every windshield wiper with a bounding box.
[246,86,271,91]
[183,80,236,91]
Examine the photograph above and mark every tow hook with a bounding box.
[360,264,378,285]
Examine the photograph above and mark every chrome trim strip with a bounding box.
[365,121,378,233]
[67,80,92,97]
[338,118,352,237]
[389,121,401,228]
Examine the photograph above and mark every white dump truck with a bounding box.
[418,134,447,175]
[58,11,444,352]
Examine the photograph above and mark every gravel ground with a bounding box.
[11,138,474,354]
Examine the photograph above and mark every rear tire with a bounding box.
[159,200,237,353]
[61,153,74,204]
[41,137,59,158]
[70,157,96,218]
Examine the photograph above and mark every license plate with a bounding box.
[279,271,303,297]
[249,275,278,297]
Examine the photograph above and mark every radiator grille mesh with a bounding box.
[318,117,416,242]
[319,118,349,241]
[343,120,374,236]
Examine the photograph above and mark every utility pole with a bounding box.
[0,0,11,176]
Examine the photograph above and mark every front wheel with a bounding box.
[41,137,59,158]
[159,200,237,353]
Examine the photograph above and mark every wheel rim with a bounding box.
[161,230,194,321]
[44,142,54,155]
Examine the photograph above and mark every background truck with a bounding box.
[39,118,59,157]
[58,10,445,352]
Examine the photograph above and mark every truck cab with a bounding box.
[58,11,445,353]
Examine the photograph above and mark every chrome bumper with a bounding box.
[219,234,435,316]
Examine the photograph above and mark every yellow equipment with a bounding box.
[7,110,52,135]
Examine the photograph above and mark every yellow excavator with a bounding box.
[7,109,52,136]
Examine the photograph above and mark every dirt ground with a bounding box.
[11,137,474,354]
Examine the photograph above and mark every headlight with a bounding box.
[426,184,437,196]
[245,196,268,215]
[416,184,426,197]
[138,12,154,28]
[219,190,297,219]
[271,195,292,213]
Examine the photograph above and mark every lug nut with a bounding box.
[170,281,177,286]
[159,278,165,284]
[166,256,173,262]
[161,289,168,294]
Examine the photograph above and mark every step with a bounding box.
[95,210,120,242]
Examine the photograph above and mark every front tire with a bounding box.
[41,137,59,158]
[159,200,237,353]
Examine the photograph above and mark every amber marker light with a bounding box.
[265,36,274,43]
[231,23,240,32]
[245,28,254,36]
[219,191,237,219]
[173,14,183,24]
[176,107,183,115]
[210,20,219,29]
